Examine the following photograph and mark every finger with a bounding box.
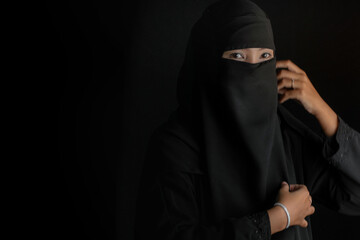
[278,88,287,94]
[276,59,305,74]
[277,78,300,91]
[308,206,315,216]
[279,89,302,104]
[280,181,289,192]
[293,186,309,194]
[299,185,309,193]
[277,69,304,82]
[301,219,308,228]
[289,184,301,191]
[277,78,290,91]
[290,184,309,192]
[289,184,303,191]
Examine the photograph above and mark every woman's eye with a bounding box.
[261,52,271,58]
[231,53,244,59]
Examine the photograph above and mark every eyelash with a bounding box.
[232,53,244,59]
[231,52,272,59]
[262,52,271,58]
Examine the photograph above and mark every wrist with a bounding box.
[312,98,328,117]
[267,206,288,234]
[313,100,338,137]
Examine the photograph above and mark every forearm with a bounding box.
[313,100,339,137]
[267,206,287,235]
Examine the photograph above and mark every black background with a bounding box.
[44,0,360,239]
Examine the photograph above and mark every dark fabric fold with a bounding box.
[173,0,291,224]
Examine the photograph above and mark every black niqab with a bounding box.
[174,0,296,224]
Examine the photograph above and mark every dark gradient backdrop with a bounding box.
[47,0,360,239]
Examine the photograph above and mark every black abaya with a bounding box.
[134,0,360,239]
[135,101,360,240]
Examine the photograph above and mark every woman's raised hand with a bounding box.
[276,181,315,228]
[276,60,339,137]
[276,60,324,115]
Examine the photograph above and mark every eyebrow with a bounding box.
[256,48,273,52]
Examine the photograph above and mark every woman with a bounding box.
[134,0,360,239]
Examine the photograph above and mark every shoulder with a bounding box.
[145,112,204,175]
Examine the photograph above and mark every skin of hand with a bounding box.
[276,60,339,137]
[267,181,315,235]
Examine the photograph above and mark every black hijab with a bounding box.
[169,0,296,224]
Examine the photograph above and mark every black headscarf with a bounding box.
[171,0,295,224]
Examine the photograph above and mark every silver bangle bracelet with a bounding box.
[274,202,290,229]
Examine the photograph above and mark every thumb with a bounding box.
[281,181,289,191]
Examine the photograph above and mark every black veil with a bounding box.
[172,0,296,223]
